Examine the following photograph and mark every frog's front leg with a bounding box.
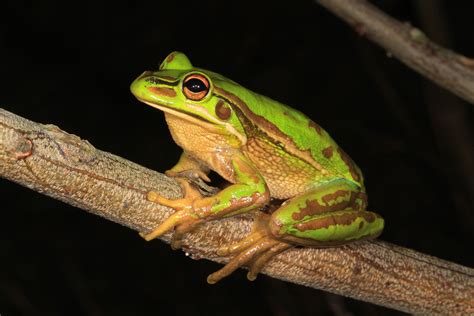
[140,154,270,249]
[208,179,384,283]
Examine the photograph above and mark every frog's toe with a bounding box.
[216,212,271,256]
[216,230,267,256]
[207,237,277,284]
[169,218,203,250]
[146,191,188,209]
[246,242,292,281]
[142,178,204,241]
[207,236,291,284]
[147,178,202,209]
[140,209,200,241]
[166,169,211,183]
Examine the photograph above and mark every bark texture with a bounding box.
[1,108,473,315]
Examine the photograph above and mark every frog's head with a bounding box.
[131,51,247,144]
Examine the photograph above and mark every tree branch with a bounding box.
[1,108,473,314]
[315,0,474,105]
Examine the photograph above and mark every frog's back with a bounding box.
[211,75,364,193]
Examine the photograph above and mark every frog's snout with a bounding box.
[130,72,150,97]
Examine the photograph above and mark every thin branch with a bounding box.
[315,0,474,104]
[412,0,474,223]
[1,108,473,314]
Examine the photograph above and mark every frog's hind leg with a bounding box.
[269,180,384,248]
[208,180,384,284]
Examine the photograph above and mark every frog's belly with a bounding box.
[164,113,239,183]
[244,137,323,200]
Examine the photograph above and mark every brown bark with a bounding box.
[316,0,474,105]
[1,108,473,315]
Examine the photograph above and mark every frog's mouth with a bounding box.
[137,98,247,144]
[138,98,220,129]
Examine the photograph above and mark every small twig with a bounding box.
[315,0,474,104]
[1,108,473,314]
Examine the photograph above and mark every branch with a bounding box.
[1,108,473,315]
[315,0,474,104]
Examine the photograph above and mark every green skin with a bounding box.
[131,51,383,250]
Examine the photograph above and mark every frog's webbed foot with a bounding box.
[207,236,291,284]
[140,178,203,249]
[207,214,292,284]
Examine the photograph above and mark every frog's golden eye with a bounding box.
[183,74,210,101]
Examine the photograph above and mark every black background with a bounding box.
[1,0,473,315]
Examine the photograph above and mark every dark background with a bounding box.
[1,0,473,315]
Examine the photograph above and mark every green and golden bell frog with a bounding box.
[130,52,384,283]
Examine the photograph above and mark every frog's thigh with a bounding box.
[269,180,384,246]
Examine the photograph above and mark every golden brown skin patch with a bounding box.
[148,87,177,98]
[337,147,362,182]
[308,120,322,135]
[292,190,358,221]
[163,113,239,183]
[215,100,231,120]
[166,53,175,63]
[244,136,321,199]
[322,146,334,158]
[295,211,377,232]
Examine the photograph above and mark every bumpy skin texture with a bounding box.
[130,52,384,282]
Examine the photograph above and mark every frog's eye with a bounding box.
[183,74,210,101]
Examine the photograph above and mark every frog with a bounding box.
[130,51,384,284]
